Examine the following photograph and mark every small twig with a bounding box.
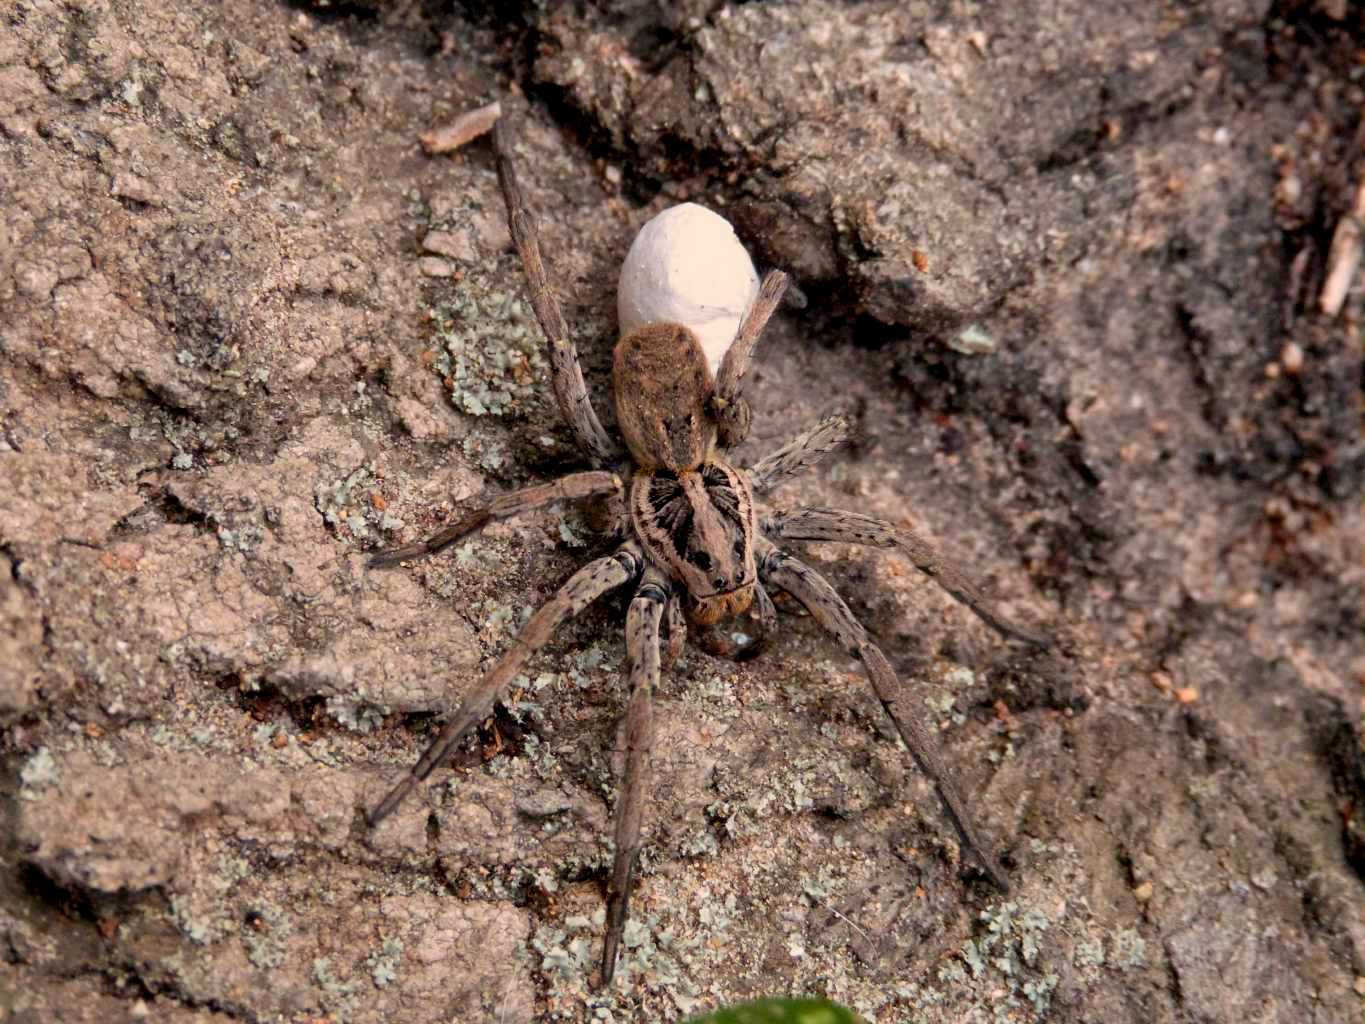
[420,100,502,155]
[1319,178,1365,317]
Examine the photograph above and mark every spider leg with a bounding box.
[600,568,667,988]
[746,414,852,494]
[368,543,643,825]
[709,270,789,448]
[749,580,778,655]
[367,470,623,569]
[661,591,686,669]
[763,507,1048,647]
[492,118,621,466]
[758,541,1010,891]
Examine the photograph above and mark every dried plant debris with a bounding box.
[421,100,503,155]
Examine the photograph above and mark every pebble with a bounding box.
[418,256,455,278]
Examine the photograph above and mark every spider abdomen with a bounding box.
[613,322,716,472]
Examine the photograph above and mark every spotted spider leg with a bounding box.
[661,589,686,668]
[763,507,1048,646]
[367,471,623,568]
[757,540,1010,890]
[493,118,621,466]
[747,413,852,494]
[367,544,643,825]
[600,566,668,987]
[740,579,780,660]
[709,269,790,448]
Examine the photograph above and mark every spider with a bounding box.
[367,116,1049,988]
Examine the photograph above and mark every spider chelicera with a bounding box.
[366,116,1049,988]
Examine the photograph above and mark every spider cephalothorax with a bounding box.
[365,114,1049,989]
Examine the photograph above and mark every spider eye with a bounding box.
[692,551,713,571]
[712,577,725,589]
[732,538,745,556]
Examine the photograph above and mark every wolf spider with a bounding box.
[367,117,1048,987]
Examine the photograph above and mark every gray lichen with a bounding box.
[532,908,706,1017]
[1110,927,1148,969]
[917,900,1064,1020]
[169,893,226,946]
[326,692,388,734]
[366,936,404,989]
[947,323,998,355]
[432,277,548,418]
[243,904,292,971]
[315,463,403,543]
[19,747,60,797]
[312,955,359,1012]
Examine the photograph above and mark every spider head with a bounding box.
[631,459,757,626]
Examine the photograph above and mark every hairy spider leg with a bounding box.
[758,541,1010,891]
[367,471,623,569]
[367,544,643,825]
[600,567,668,987]
[493,118,621,466]
[764,507,1049,647]
[751,581,778,650]
[747,414,852,494]
[710,270,789,449]
[661,590,686,668]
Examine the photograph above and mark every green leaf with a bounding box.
[684,997,865,1024]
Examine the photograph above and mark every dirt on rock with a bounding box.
[1,2,1361,1022]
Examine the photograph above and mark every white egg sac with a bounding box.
[617,203,760,375]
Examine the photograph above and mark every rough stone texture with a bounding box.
[2,1,1362,1022]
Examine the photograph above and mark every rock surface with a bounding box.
[1,1,1361,1022]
